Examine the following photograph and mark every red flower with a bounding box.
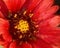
[0,0,60,48]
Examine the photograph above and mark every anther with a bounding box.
[14,14,17,18]
[19,35,23,39]
[23,11,27,15]
[29,13,33,18]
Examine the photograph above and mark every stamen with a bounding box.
[29,13,33,18]
[19,35,23,39]
[14,14,17,18]
[23,11,27,15]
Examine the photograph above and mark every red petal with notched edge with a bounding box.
[31,0,59,22]
[26,0,54,15]
[39,16,60,28]
[35,16,60,45]
[48,16,60,27]
[32,5,59,22]
[3,0,26,12]
[33,0,54,13]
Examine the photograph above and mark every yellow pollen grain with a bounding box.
[15,20,29,33]
[14,14,17,18]
[29,13,33,18]
[19,35,23,39]
[23,11,27,15]
[14,26,17,29]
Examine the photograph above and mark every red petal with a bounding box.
[29,39,52,48]
[3,0,26,12]
[17,45,22,48]
[35,16,60,46]
[22,42,32,48]
[2,31,12,42]
[0,12,5,18]
[26,0,42,13]
[0,18,9,34]
[33,0,54,13]
[0,0,8,17]
[32,0,59,21]
[39,16,60,28]
[32,5,59,22]
[0,18,12,42]
[9,41,16,48]
[39,31,60,45]
[48,16,60,27]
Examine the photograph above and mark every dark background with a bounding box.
[55,0,60,14]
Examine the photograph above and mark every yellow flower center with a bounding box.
[14,19,29,33]
[7,12,37,44]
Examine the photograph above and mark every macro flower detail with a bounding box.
[0,0,60,48]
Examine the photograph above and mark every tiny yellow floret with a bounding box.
[29,13,33,18]
[23,11,27,15]
[14,14,17,18]
[19,35,23,39]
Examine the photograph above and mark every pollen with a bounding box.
[23,11,27,15]
[14,20,29,33]
[19,35,23,39]
[29,13,33,18]
[14,14,17,18]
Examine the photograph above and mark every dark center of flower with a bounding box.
[7,11,37,43]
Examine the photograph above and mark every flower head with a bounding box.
[0,0,60,48]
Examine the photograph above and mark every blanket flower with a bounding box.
[0,0,60,48]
